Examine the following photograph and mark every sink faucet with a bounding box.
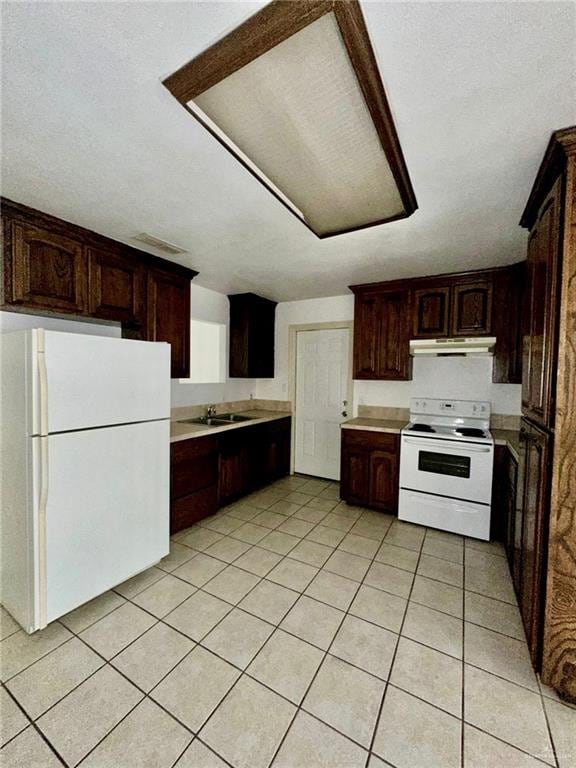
[207,404,217,418]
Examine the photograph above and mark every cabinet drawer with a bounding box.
[171,485,218,533]
[342,429,399,451]
[171,453,218,498]
[171,436,218,464]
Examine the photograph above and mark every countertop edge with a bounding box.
[170,411,291,443]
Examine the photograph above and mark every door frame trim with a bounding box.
[288,321,353,476]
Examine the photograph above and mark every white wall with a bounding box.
[256,295,522,415]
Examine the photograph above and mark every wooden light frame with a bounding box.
[163,0,417,238]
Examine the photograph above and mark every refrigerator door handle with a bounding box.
[38,435,49,629]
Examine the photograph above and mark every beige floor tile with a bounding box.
[418,554,464,587]
[158,541,197,573]
[0,726,62,767]
[113,566,165,599]
[464,665,554,764]
[6,637,103,720]
[233,546,283,576]
[298,479,331,495]
[37,665,142,767]
[200,676,296,768]
[544,698,576,768]
[203,536,252,563]
[331,615,397,680]
[293,505,330,525]
[274,710,368,768]
[172,553,226,587]
[174,739,229,767]
[270,500,303,517]
[259,530,300,555]
[318,485,341,501]
[283,491,315,506]
[465,565,517,604]
[132,574,195,618]
[60,591,126,633]
[305,570,358,611]
[368,755,387,768]
[280,596,344,650]
[332,503,364,521]
[225,502,261,522]
[202,608,274,668]
[383,524,425,552]
[267,558,318,592]
[365,561,414,598]
[252,510,287,529]
[465,538,506,558]
[350,518,391,541]
[349,584,407,633]
[151,646,239,732]
[466,548,509,571]
[422,537,464,564]
[277,517,316,538]
[426,529,464,548]
[288,539,333,567]
[112,623,193,692]
[464,592,524,640]
[202,565,260,604]
[0,687,29,746]
[200,514,244,536]
[375,542,419,572]
[411,575,464,618]
[0,606,20,641]
[464,724,548,768]
[338,533,379,559]
[249,491,287,510]
[322,513,356,533]
[80,603,156,659]
[239,580,299,624]
[247,629,324,703]
[81,698,191,768]
[465,623,538,691]
[373,686,461,768]
[1,622,72,682]
[402,602,463,658]
[306,497,338,513]
[229,522,270,544]
[164,591,232,641]
[323,550,370,582]
[390,637,462,716]
[306,525,346,547]
[179,527,224,552]
[303,655,384,747]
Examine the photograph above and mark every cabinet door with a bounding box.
[492,264,525,383]
[88,246,145,326]
[8,220,88,313]
[368,450,399,511]
[522,178,562,428]
[340,445,369,505]
[147,268,190,378]
[353,292,380,378]
[378,291,412,380]
[519,422,551,667]
[412,287,450,338]
[450,280,493,336]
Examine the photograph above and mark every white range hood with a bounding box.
[409,337,497,356]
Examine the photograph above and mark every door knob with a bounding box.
[342,411,348,417]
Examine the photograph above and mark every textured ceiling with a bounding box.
[1,1,575,300]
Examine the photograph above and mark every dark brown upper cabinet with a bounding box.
[229,293,276,378]
[492,263,525,384]
[87,246,145,327]
[450,280,493,336]
[147,267,191,379]
[412,286,450,338]
[5,219,88,314]
[352,288,411,380]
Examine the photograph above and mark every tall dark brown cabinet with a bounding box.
[228,292,276,378]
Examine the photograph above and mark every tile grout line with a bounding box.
[461,531,467,768]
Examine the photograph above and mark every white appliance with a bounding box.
[398,398,494,539]
[409,337,496,356]
[1,329,171,633]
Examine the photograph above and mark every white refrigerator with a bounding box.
[1,329,171,633]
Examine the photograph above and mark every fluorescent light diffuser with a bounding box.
[164,0,416,238]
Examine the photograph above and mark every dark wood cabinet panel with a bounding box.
[229,293,276,378]
[340,429,399,512]
[522,177,562,429]
[7,220,88,313]
[147,268,191,379]
[353,293,380,378]
[412,287,450,338]
[218,432,246,505]
[451,280,493,336]
[170,435,219,533]
[87,246,145,326]
[492,263,525,383]
[352,289,411,380]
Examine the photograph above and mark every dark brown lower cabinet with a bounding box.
[170,436,219,533]
[491,445,518,546]
[340,429,399,512]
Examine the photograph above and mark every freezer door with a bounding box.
[39,420,169,625]
[35,330,170,434]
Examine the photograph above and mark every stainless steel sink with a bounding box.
[217,413,255,422]
[178,417,232,426]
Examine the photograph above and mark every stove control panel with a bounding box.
[410,399,491,418]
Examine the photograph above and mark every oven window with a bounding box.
[418,450,471,478]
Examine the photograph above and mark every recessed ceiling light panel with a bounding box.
[163,0,417,238]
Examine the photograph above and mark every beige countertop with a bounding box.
[492,429,521,462]
[170,410,291,443]
[341,417,407,434]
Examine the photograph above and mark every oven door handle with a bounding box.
[402,437,492,453]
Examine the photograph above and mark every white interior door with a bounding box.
[41,420,169,624]
[294,328,350,480]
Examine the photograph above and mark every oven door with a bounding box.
[399,435,493,504]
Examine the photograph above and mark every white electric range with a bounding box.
[398,398,494,540]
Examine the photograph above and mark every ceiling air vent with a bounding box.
[131,232,187,256]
